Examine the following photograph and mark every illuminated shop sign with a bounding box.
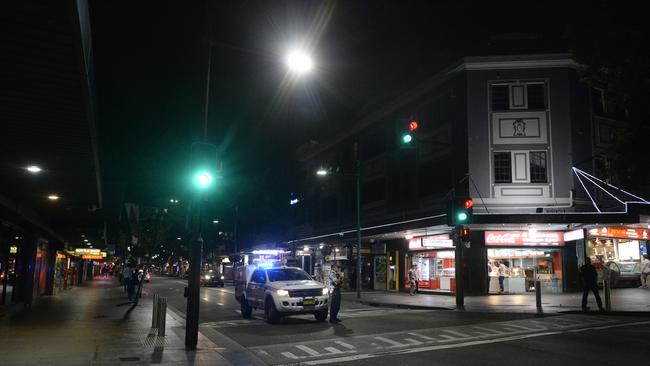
[409,234,454,250]
[82,254,104,260]
[563,229,585,242]
[588,226,650,240]
[484,231,564,246]
[75,248,101,255]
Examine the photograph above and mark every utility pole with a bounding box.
[185,198,203,350]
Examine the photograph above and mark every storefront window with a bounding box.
[487,248,562,294]
[407,251,455,293]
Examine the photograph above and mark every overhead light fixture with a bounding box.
[47,195,59,201]
[303,246,309,251]
[177,237,182,240]
[26,165,42,173]
[316,168,328,176]
[83,239,88,242]
[405,234,414,240]
[213,220,219,224]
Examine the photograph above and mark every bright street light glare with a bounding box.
[26,165,42,173]
[287,51,313,73]
[193,171,213,189]
[47,195,59,201]
[316,168,328,176]
[213,220,219,224]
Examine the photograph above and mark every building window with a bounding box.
[490,82,546,111]
[529,151,548,183]
[491,85,510,111]
[493,152,512,183]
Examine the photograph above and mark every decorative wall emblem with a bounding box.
[513,119,526,136]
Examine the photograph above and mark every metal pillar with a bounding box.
[356,159,362,300]
[535,280,542,312]
[454,229,464,310]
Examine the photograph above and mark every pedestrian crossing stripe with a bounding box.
[250,314,634,364]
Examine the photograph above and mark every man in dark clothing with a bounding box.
[580,257,604,311]
[329,264,342,323]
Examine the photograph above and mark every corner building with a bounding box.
[287,54,649,296]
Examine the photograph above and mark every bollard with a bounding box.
[535,280,542,312]
[152,294,159,328]
[157,297,167,336]
[604,280,611,311]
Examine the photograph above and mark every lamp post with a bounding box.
[316,150,362,299]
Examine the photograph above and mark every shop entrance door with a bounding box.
[388,251,399,291]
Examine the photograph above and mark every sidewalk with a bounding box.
[344,288,650,314]
[0,277,232,366]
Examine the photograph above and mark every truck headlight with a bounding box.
[322,288,329,296]
[276,289,289,296]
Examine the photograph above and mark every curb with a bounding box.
[355,299,454,311]
[558,310,650,317]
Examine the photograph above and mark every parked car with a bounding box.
[606,261,641,287]
[235,265,329,324]
[201,270,225,287]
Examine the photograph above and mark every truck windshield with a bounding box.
[267,268,312,282]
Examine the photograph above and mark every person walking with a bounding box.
[329,264,342,323]
[640,255,650,288]
[498,261,509,293]
[580,257,604,311]
[131,268,144,304]
[409,265,417,296]
[122,263,133,294]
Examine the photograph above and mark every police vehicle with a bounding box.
[235,263,329,324]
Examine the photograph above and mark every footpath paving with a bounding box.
[345,287,650,313]
[0,277,232,366]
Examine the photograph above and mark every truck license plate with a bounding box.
[302,298,315,306]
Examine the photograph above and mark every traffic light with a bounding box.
[459,225,470,243]
[446,197,473,226]
[397,118,419,148]
[190,142,218,191]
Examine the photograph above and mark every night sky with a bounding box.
[87,1,645,244]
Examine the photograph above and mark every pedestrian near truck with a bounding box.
[329,264,342,323]
[640,255,650,288]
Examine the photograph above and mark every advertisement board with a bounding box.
[485,231,564,246]
[587,226,650,240]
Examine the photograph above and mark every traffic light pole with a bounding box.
[454,227,464,310]
[186,198,203,350]
[355,159,362,300]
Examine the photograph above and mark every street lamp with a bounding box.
[26,165,42,174]
[316,159,362,300]
[47,194,59,201]
[286,50,313,73]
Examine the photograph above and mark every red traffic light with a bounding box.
[464,199,473,209]
[408,120,419,132]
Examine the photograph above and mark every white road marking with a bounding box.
[441,329,471,338]
[438,334,462,341]
[503,323,544,331]
[324,347,344,354]
[280,352,301,360]
[408,332,437,341]
[217,302,224,306]
[403,338,424,345]
[257,350,270,356]
[298,321,650,365]
[374,336,405,347]
[472,326,504,334]
[296,345,321,357]
[334,341,356,350]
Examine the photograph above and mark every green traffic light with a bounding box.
[193,171,213,189]
[402,134,413,144]
[457,212,468,222]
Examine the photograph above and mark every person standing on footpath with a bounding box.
[329,264,342,323]
[640,255,650,289]
[409,265,417,296]
[580,257,604,311]
[122,263,133,294]
[498,261,509,293]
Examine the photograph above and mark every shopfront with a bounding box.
[585,226,649,264]
[484,231,564,294]
[406,235,456,293]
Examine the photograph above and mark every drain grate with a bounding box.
[119,357,140,362]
